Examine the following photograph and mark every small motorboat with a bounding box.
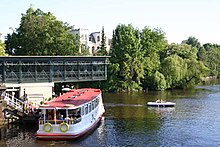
[147,101,176,107]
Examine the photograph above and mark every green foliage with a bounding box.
[152,71,166,90]
[0,40,8,56]
[197,47,207,62]
[80,44,90,55]
[5,7,80,56]
[161,54,187,89]
[110,24,144,91]
[107,25,211,91]
[203,44,220,76]
[105,63,122,92]
[165,43,197,59]
[140,27,167,90]
[183,59,209,87]
[96,26,108,56]
[182,36,201,49]
[161,43,208,89]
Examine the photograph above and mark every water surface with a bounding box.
[0,85,220,146]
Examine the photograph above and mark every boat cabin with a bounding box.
[39,108,81,125]
[38,92,100,125]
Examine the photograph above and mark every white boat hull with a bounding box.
[35,114,104,140]
[147,102,176,107]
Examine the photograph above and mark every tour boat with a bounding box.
[34,88,105,140]
[147,101,176,107]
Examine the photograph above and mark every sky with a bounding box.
[0,0,220,44]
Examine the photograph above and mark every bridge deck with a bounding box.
[0,56,109,83]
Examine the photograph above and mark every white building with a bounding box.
[71,28,111,55]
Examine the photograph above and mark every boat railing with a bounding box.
[39,117,82,125]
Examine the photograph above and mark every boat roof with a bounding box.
[39,88,101,109]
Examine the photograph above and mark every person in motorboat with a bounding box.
[156,99,161,103]
[160,99,166,103]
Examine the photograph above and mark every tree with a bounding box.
[140,27,167,90]
[183,59,209,87]
[152,71,166,90]
[96,26,108,56]
[204,44,220,76]
[110,24,144,91]
[182,36,201,49]
[161,44,209,89]
[161,54,187,89]
[165,43,197,59]
[5,7,80,56]
[80,44,90,55]
[196,43,220,77]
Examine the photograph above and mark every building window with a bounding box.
[81,35,84,40]
[97,36,100,42]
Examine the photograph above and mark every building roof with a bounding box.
[39,88,101,109]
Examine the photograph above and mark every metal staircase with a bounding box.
[2,93,37,120]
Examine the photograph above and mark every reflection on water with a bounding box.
[0,124,37,147]
[1,85,220,146]
[105,103,145,107]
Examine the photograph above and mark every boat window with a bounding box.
[81,106,84,116]
[97,97,99,105]
[46,109,55,124]
[89,103,91,112]
[91,101,94,110]
[94,100,96,109]
[67,108,81,124]
[95,98,98,107]
[56,109,66,124]
[39,109,55,124]
[94,99,96,108]
[85,104,88,115]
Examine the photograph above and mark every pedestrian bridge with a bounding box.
[0,56,109,83]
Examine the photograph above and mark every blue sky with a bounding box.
[0,0,220,44]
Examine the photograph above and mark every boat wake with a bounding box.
[104,103,145,107]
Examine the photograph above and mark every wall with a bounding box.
[5,82,54,105]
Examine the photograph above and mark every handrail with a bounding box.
[4,93,23,111]
[3,92,37,115]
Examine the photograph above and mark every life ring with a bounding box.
[43,123,52,132]
[60,122,69,132]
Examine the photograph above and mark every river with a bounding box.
[0,84,220,146]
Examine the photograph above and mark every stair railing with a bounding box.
[3,93,37,115]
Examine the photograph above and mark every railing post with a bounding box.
[12,92,15,107]
[23,89,26,113]
[15,98,17,109]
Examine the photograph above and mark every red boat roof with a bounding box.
[39,88,101,109]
